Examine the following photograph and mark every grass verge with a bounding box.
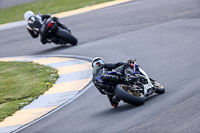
[0,0,114,24]
[0,61,59,122]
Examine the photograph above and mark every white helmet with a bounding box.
[24,11,34,21]
[92,57,105,68]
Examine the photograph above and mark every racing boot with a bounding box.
[50,37,58,44]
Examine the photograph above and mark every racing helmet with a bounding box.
[128,59,135,68]
[24,11,35,21]
[92,57,105,68]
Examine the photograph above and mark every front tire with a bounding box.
[56,29,78,45]
[114,84,145,106]
[150,79,165,94]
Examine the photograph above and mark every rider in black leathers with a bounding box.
[92,57,139,107]
[24,10,69,44]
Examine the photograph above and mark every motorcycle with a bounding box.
[40,17,78,45]
[104,61,165,106]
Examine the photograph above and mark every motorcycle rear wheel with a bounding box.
[114,84,145,106]
[56,28,78,45]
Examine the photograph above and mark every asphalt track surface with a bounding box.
[1,0,200,132]
[0,0,38,9]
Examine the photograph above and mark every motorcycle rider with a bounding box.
[92,57,140,107]
[24,10,69,44]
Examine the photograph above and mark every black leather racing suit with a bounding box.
[92,62,126,106]
[92,61,141,106]
[26,14,68,44]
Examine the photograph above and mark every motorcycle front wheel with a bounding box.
[150,79,165,94]
[114,84,145,106]
[56,28,78,45]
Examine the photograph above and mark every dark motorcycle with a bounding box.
[102,61,165,106]
[40,17,78,45]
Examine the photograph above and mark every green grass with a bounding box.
[0,61,59,122]
[0,0,114,24]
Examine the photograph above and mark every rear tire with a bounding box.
[114,84,145,106]
[56,29,78,45]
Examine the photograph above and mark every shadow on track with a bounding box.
[93,93,164,118]
[145,93,159,101]
[33,45,73,55]
[93,104,137,118]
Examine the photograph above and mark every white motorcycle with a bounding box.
[111,61,165,105]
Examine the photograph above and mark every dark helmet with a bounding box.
[128,59,136,68]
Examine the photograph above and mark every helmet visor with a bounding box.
[92,59,104,67]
